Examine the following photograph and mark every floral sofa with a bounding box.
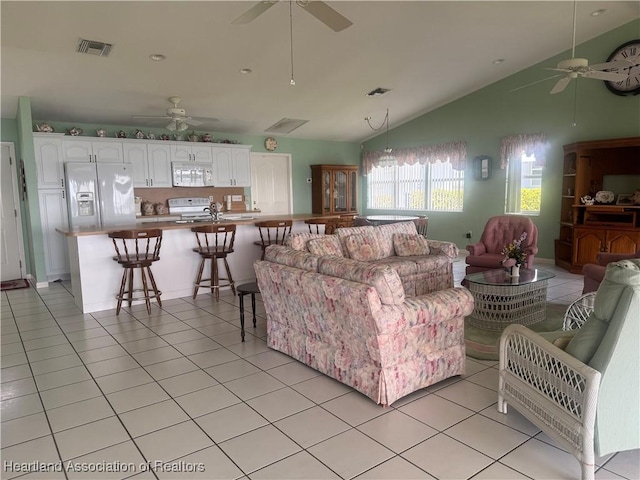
[254,223,474,406]
[286,221,459,295]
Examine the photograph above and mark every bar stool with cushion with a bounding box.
[192,224,237,301]
[254,220,292,259]
[108,229,163,315]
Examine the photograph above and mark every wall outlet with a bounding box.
[208,196,214,203]
[466,231,472,239]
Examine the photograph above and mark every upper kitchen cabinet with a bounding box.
[212,145,251,187]
[34,133,65,189]
[171,143,213,163]
[311,164,359,215]
[123,141,172,188]
[63,138,124,163]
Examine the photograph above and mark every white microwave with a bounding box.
[171,162,214,187]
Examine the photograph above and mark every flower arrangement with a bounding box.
[502,232,528,267]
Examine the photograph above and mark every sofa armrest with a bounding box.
[596,252,638,266]
[399,287,474,326]
[427,239,459,260]
[466,242,486,256]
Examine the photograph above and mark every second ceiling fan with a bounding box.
[232,0,352,32]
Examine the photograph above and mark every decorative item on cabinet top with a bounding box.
[35,123,54,133]
[66,127,83,136]
[594,190,615,204]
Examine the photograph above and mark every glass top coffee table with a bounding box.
[464,268,555,331]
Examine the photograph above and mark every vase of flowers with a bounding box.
[502,232,528,276]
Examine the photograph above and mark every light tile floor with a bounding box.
[1,259,638,480]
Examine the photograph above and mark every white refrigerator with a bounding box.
[65,162,136,228]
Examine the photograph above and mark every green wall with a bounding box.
[362,20,640,259]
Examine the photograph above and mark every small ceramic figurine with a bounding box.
[147,132,156,140]
[36,123,54,133]
[141,201,155,216]
[134,130,145,139]
[188,132,199,142]
[67,127,83,136]
[117,130,127,138]
[96,129,107,137]
[154,203,167,215]
[160,134,170,141]
[632,189,640,206]
[202,133,212,142]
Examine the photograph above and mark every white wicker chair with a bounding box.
[562,292,596,331]
[498,260,640,480]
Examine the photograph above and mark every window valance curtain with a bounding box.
[500,133,547,169]
[362,141,467,174]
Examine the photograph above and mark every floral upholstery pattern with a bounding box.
[393,233,431,256]
[255,256,474,406]
[318,256,405,305]
[285,232,326,251]
[343,233,388,261]
[264,245,318,271]
[307,236,344,257]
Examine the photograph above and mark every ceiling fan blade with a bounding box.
[132,114,171,119]
[232,1,278,24]
[589,59,635,71]
[298,1,352,32]
[550,76,573,94]
[184,118,203,126]
[583,70,629,82]
[509,74,563,93]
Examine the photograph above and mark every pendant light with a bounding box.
[365,108,395,166]
[289,0,296,86]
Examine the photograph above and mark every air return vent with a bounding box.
[265,118,309,134]
[77,38,113,57]
[366,87,391,97]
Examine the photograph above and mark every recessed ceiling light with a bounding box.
[492,59,505,65]
[591,9,606,16]
[149,54,166,61]
[240,68,252,74]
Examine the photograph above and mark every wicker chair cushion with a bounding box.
[393,233,430,256]
[307,236,344,257]
[565,259,640,364]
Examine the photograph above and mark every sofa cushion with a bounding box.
[377,221,418,237]
[318,256,405,305]
[285,232,326,252]
[393,233,430,256]
[343,233,388,261]
[307,236,344,257]
[264,245,318,271]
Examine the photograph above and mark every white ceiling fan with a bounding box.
[132,97,215,132]
[512,1,632,94]
[232,0,352,32]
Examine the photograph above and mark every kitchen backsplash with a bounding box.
[134,186,250,215]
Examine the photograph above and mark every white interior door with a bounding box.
[250,153,292,215]
[1,143,25,281]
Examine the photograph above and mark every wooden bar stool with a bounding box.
[305,217,332,234]
[254,220,292,259]
[326,215,355,234]
[108,229,163,315]
[413,217,429,236]
[192,224,236,301]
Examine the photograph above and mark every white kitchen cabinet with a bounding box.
[172,143,213,163]
[34,134,65,189]
[63,138,124,163]
[213,145,251,187]
[123,142,172,188]
[38,188,69,279]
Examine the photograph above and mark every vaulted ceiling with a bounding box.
[2,1,637,142]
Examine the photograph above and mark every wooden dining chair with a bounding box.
[305,217,332,234]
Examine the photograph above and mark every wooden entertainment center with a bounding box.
[555,137,640,273]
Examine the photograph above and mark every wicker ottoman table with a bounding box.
[465,268,555,331]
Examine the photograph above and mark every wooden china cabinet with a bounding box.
[555,137,640,273]
[311,165,359,215]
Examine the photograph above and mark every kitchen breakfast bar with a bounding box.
[57,215,315,313]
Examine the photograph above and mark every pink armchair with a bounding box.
[465,215,538,275]
[582,250,640,293]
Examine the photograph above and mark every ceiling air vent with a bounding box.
[77,38,113,57]
[366,87,391,97]
[265,118,309,134]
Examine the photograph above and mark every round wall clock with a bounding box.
[264,137,278,151]
[604,39,640,96]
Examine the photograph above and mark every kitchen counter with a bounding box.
[56,214,332,313]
